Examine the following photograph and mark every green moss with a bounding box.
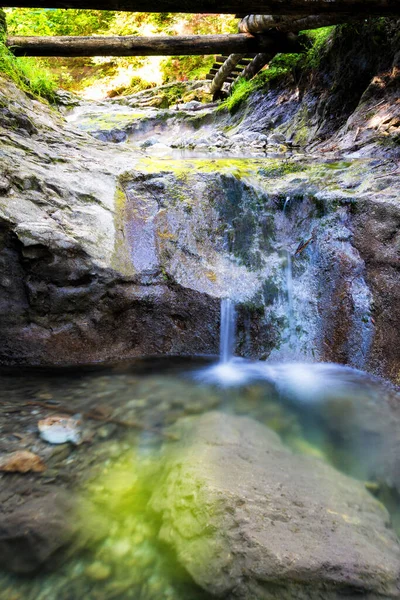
[301,26,335,69]
[218,26,337,115]
[258,161,306,178]
[324,161,352,170]
[77,111,146,132]
[110,184,136,277]
[0,45,57,101]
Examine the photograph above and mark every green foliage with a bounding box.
[220,78,253,114]
[161,55,214,83]
[220,27,336,114]
[159,82,187,107]
[0,36,57,100]
[301,25,335,68]
[221,53,302,114]
[5,8,114,36]
[119,75,156,96]
[4,10,237,94]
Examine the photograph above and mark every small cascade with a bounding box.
[285,251,295,341]
[283,196,291,214]
[219,298,236,363]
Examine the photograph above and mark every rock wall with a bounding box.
[0,78,221,365]
[226,18,400,157]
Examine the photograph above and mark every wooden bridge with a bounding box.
[206,56,257,84]
[2,0,398,13]
[4,0,399,101]
[4,0,399,59]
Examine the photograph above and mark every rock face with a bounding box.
[151,412,400,600]
[0,77,221,365]
[352,198,400,382]
[224,19,400,159]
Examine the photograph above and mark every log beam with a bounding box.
[238,13,361,33]
[7,32,301,57]
[1,0,399,14]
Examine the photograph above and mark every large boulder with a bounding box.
[151,412,400,599]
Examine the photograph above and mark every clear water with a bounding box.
[0,354,399,599]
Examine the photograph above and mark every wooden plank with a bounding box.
[7,32,302,57]
[214,55,257,61]
[1,0,398,14]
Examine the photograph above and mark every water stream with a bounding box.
[285,250,295,341]
[0,99,399,600]
[219,298,236,363]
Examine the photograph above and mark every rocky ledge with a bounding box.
[153,412,400,599]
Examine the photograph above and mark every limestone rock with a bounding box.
[151,412,400,599]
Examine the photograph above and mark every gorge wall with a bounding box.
[0,17,399,382]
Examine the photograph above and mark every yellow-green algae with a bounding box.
[76,111,148,132]
[131,157,377,197]
[110,184,136,277]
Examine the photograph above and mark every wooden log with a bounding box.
[1,0,399,15]
[238,13,361,33]
[211,66,242,73]
[238,52,271,80]
[210,53,245,97]
[7,32,300,57]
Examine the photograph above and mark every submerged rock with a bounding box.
[0,492,77,573]
[151,412,400,599]
[38,414,82,445]
[0,450,46,473]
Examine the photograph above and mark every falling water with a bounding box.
[285,251,295,340]
[283,195,291,214]
[219,298,236,363]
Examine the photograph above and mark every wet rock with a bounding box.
[351,199,400,381]
[175,100,204,110]
[0,77,221,366]
[38,415,82,445]
[0,492,78,573]
[0,450,46,473]
[268,132,286,145]
[93,129,128,143]
[151,412,400,599]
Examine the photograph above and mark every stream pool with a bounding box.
[0,355,399,599]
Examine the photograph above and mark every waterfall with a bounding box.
[285,251,295,340]
[283,196,291,214]
[219,298,236,363]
